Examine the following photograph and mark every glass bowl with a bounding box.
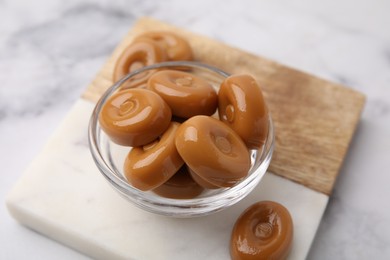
[88,61,274,218]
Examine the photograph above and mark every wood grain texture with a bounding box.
[83,17,365,195]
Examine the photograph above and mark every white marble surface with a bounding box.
[1,0,389,259]
[6,99,328,259]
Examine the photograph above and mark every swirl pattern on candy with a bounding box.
[148,70,218,118]
[134,31,193,61]
[98,88,171,147]
[113,39,167,88]
[230,201,293,260]
[175,116,250,188]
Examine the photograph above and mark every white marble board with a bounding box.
[6,99,328,259]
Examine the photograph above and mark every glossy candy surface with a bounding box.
[99,89,171,147]
[152,166,204,199]
[113,39,166,88]
[188,167,220,189]
[218,74,269,149]
[175,115,250,187]
[134,31,193,61]
[230,201,293,260]
[148,70,218,118]
[124,122,184,191]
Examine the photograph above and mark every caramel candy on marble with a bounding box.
[152,165,204,199]
[124,122,184,191]
[148,70,218,118]
[99,89,171,147]
[134,31,193,61]
[230,201,293,260]
[218,74,269,149]
[175,115,250,187]
[113,39,167,88]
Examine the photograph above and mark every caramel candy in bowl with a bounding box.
[113,39,167,88]
[152,166,204,199]
[148,70,218,118]
[218,74,269,149]
[175,115,250,187]
[134,31,193,61]
[98,88,171,147]
[124,122,184,191]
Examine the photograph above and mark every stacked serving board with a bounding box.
[7,17,365,259]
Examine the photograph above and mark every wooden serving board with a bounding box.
[83,17,365,195]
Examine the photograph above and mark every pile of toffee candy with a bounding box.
[99,31,269,199]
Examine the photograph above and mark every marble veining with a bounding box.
[1,0,390,259]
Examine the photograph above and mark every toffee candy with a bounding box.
[175,115,250,187]
[218,74,269,149]
[124,122,184,191]
[230,201,293,260]
[148,70,218,118]
[134,31,193,61]
[188,166,220,189]
[99,89,171,147]
[113,39,166,88]
[152,166,204,199]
